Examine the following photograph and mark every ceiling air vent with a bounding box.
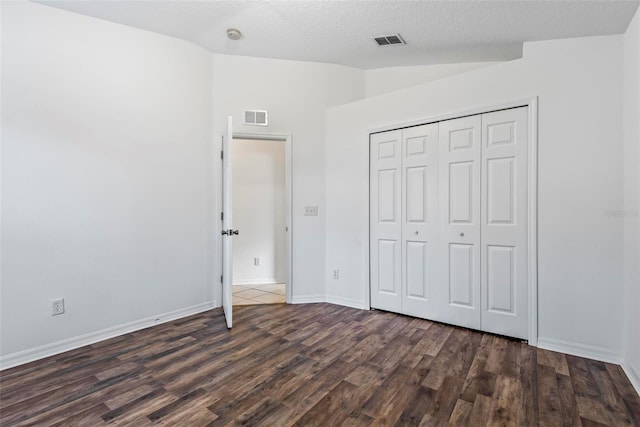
[244,110,268,126]
[373,34,406,46]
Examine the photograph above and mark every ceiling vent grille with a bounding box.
[373,34,406,46]
[244,110,268,126]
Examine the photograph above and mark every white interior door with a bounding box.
[222,116,233,329]
[480,107,529,339]
[370,130,402,312]
[438,115,482,329]
[401,124,440,319]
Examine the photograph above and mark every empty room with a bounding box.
[1,0,639,425]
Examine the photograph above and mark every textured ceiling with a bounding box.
[36,0,640,69]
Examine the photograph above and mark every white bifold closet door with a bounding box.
[370,130,402,313]
[370,124,439,319]
[480,108,528,339]
[370,107,529,340]
[401,124,440,319]
[438,115,482,330]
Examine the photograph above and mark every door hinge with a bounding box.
[221,212,224,221]
[221,150,224,160]
[220,275,223,283]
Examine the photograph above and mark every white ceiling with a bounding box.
[36,0,640,70]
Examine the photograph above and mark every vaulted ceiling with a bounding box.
[37,0,640,69]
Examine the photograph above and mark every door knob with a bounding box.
[414,231,419,235]
[222,229,239,236]
[231,230,239,235]
[459,232,465,237]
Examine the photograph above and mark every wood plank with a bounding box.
[459,334,494,403]
[484,335,508,375]
[291,381,358,426]
[429,375,465,421]
[576,396,614,425]
[537,364,564,426]
[588,359,636,426]
[566,354,602,400]
[468,394,493,425]
[557,373,581,427]
[486,375,519,427]
[516,342,539,426]
[448,399,473,425]
[397,386,436,425]
[537,347,570,376]
[49,403,110,427]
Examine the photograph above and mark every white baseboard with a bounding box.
[233,279,281,286]
[537,337,623,364]
[291,294,326,304]
[622,359,640,395]
[0,301,215,371]
[325,295,367,310]
[291,294,368,310]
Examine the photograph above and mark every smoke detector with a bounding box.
[227,28,242,40]
[373,34,406,46]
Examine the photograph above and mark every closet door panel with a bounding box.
[481,107,529,339]
[370,130,402,312]
[402,124,439,318]
[438,115,481,329]
[406,166,427,222]
[377,240,398,294]
[449,161,474,223]
[486,245,515,312]
[406,241,427,298]
[449,243,473,306]
[486,157,515,224]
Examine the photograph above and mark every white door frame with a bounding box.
[221,131,293,304]
[367,97,538,345]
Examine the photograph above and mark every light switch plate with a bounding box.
[304,206,318,216]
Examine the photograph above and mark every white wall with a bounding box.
[232,139,286,285]
[0,2,213,360]
[325,35,625,358]
[365,62,499,97]
[623,7,640,391]
[211,54,364,302]
[0,2,365,364]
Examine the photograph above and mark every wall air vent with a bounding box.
[244,110,268,126]
[373,34,406,46]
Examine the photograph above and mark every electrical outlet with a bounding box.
[333,269,340,279]
[51,298,65,316]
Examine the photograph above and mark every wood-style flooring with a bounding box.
[0,303,638,426]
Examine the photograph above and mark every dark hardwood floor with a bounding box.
[1,303,638,426]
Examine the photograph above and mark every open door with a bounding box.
[222,116,235,328]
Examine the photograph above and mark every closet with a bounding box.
[370,106,529,340]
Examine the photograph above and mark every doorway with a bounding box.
[226,132,292,307]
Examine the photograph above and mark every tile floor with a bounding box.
[232,283,286,305]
